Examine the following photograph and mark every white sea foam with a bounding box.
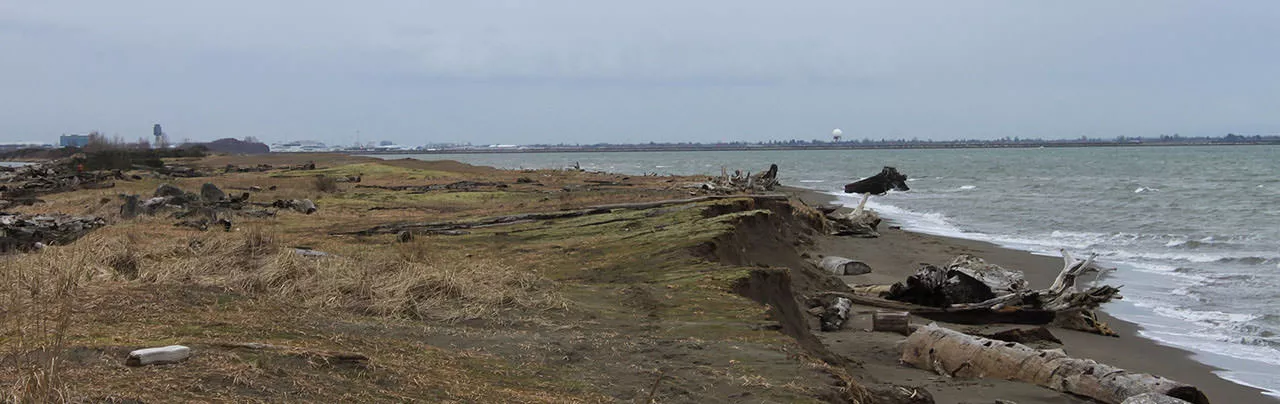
[958,185,977,190]
[1134,186,1161,193]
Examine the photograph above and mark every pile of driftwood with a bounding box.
[699,164,780,193]
[0,213,106,253]
[813,204,881,238]
[0,160,121,208]
[122,183,317,230]
[826,250,1121,336]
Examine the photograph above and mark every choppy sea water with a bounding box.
[376,146,1280,396]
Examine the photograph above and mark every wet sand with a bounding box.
[791,188,1274,404]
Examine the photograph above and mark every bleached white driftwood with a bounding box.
[947,255,1028,296]
[126,345,191,366]
[901,324,1208,404]
[818,256,872,276]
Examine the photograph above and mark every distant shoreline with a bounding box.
[354,141,1280,155]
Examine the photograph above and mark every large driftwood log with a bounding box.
[901,324,1208,404]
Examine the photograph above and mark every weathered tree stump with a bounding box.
[872,311,910,334]
[120,194,141,219]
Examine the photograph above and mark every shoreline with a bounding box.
[788,186,1276,404]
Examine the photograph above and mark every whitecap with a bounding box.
[958,185,976,190]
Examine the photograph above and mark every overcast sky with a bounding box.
[2,1,1279,145]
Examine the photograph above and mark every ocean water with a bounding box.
[377,146,1280,395]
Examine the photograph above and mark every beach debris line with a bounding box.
[843,166,909,216]
[832,251,1122,335]
[699,164,780,193]
[125,183,284,229]
[901,324,1209,404]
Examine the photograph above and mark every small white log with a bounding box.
[819,256,872,276]
[127,345,191,366]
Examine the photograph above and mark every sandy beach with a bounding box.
[792,187,1274,404]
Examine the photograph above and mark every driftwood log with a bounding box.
[901,324,1208,404]
[214,342,369,367]
[818,256,872,276]
[337,195,789,236]
[819,297,852,332]
[872,311,910,334]
[843,166,909,215]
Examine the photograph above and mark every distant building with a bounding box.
[60,134,92,147]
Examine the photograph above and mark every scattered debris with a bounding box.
[701,164,780,193]
[272,199,317,214]
[126,345,191,366]
[0,213,106,253]
[826,209,881,238]
[224,164,273,173]
[355,180,504,193]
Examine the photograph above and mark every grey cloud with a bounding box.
[2,1,1279,145]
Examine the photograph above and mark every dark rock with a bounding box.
[120,194,141,219]
[174,219,209,231]
[200,183,226,202]
[396,231,414,243]
[153,183,185,198]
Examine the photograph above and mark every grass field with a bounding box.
[1,155,861,403]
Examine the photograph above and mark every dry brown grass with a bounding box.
[1,245,100,402]
[312,175,339,193]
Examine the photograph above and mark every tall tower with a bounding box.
[153,124,165,148]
